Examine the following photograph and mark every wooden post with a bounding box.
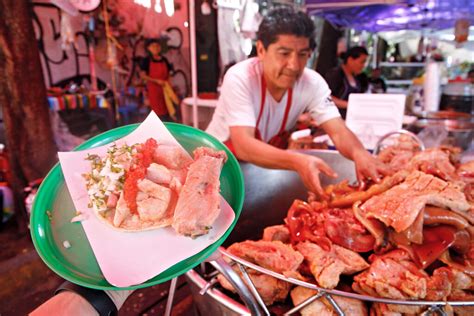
[0,1,57,234]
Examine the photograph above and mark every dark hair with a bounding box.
[341,46,368,63]
[257,6,316,50]
[144,37,169,55]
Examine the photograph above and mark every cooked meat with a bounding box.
[113,191,130,227]
[425,267,453,301]
[136,179,172,222]
[110,180,174,230]
[193,146,228,161]
[448,290,474,316]
[172,147,226,237]
[323,207,375,252]
[218,240,303,305]
[449,268,473,290]
[329,170,409,208]
[424,206,469,229]
[262,225,290,243]
[290,286,368,316]
[290,286,333,316]
[361,171,470,233]
[146,163,172,184]
[153,144,193,169]
[217,272,291,305]
[377,134,422,170]
[458,160,474,184]
[296,242,369,289]
[408,148,458,181]
[353,250,430,300]
[370,302,423,316]
[226,240,304,273]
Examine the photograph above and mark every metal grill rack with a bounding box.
[188,247,474,316]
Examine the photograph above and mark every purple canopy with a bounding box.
[306,0,474,32]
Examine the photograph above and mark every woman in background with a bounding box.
[324,46,369,119]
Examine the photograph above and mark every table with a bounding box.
[47,93,114,135]
[180,97,218,130]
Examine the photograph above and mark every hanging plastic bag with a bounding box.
[60,11,77,51]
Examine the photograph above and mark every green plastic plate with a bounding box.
[30,123,244,290]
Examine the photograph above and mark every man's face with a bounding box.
[257,35,312,91]
[347,54,368,75]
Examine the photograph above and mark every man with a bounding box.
[206,7,387,196]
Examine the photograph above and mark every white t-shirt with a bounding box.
[206,57,340,142]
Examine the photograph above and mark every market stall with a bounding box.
[2,0,474,315]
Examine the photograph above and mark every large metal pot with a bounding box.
[185,150,356,315]
[439,82,474,114]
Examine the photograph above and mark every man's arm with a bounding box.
[230,126,337,196]
[320,117,389,182]
[330,96,348,109]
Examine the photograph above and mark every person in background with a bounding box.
[468,68,474,84]
[324,46,369,119]
[369,68,387,93]
[139,38,174,121]
[206,7,387,197]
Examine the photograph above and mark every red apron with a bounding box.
[225,76,293,154]
[147,60,169,116]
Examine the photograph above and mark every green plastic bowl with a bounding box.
[30,122,244,290]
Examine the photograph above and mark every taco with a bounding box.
[83,138,192,231]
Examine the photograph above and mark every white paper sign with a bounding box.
[345,93,406,150]
[58,112,235,287]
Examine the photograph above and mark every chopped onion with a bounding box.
[63,240,71,249]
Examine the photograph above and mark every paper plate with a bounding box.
[30,123,244,290]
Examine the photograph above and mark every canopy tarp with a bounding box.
[306,0,474,32]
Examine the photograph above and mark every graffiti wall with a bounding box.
[32,0,191,98]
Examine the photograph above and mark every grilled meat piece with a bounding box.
[218,240,304,305]
[226,240,304,273]
[361,171,470,233]
[262,225,291,243]
[408,148,458,181]
[296,241,369,289]
[290,286,368,316]
[217,271,291,306]
[353,249,454,302]
[153,144,193,169]
[172,147,226,237]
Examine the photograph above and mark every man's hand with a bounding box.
[353,149,389,184]
[293,154,338,198]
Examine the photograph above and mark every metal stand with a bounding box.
[164,277,178,316]
[194,248,474,316]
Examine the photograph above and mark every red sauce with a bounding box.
[124,138,158,214]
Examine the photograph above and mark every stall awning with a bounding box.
[306,0,474,32]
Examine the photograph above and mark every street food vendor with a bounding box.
[324,46,369,119]
[206,7,387,197]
